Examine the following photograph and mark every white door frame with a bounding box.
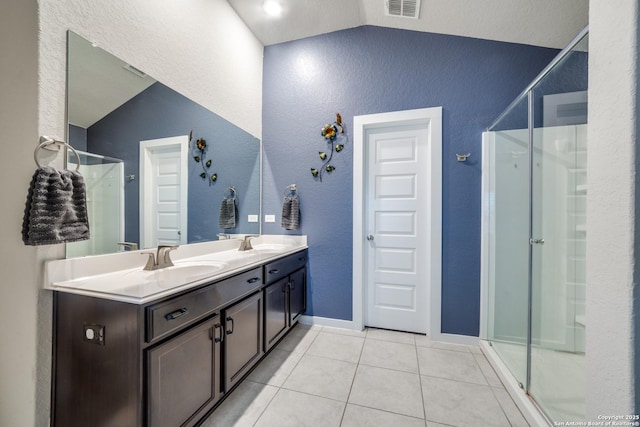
[353,107,443,339]
[139,135,189,249]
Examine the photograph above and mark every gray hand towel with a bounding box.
[281,195,300,230]
[219,197,237,229]
[22,166,90,245]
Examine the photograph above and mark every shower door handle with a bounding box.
[530,238,545,245]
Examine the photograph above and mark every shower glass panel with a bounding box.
[530,33,588,422]
[66,150,125,258]
[485,96,530,387]
[484,27,588,425]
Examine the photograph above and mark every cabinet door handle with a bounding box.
[269,269,279,274]
[214,323,223,343]
[225,316,234,335]
[281,283,288,293]
[298,257,306,262]
[289,279,295,290]
[247,277,260,284]
[165,307,188,321]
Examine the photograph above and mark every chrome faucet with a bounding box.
[238,235,259,251]
[142,245,179,270]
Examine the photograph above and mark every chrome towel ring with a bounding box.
[34,136,81,171]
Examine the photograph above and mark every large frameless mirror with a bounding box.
[65,31,261,258]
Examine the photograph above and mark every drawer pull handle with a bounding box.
[268,269,279,274]
[226,316,235,335]
[165,307,188,321]
[214,323,224,343]
[247,277,260,284]
[298,257,306,262]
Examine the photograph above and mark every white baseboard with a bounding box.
[299,315,362,331]
[427,330,480,346]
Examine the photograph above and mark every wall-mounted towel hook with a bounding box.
[456,153,471,162]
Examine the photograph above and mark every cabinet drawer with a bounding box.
[146,267,263,342]
[264,250,308,284]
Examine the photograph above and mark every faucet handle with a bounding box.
[157,245,179,267]
[238,235,259,251]
[141,252,157,271]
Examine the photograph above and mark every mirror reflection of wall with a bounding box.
[66,31,261,258]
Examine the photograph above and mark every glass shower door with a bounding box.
[485,96,530,388]
[66,150,125,258]
[529,33,588,422]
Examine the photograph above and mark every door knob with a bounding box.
[529,238,544,245]
[366,235,374,241]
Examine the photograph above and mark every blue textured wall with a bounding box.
[262,26,558,336]
[87,82,260,246]
[68,124,87,151]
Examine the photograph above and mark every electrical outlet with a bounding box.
[265,214,276,223]
[83,324,105,345]
[248,214,258,223]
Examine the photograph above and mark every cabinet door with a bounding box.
[289,268,306,326]
[264,277,288,351]
[147,315,222,427]
[224,292,264,390]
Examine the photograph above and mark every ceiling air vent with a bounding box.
[123,64,147,78]
[385,0,420,19]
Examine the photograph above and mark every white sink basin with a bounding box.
[251,243,292,254]
[123,261,227,288]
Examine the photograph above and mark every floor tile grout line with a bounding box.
[415,339,428,424]
[471,350,525,427]
[419,372,495,388]
[339,327,367,426]
[249,383,282,427]
[252,324,323,426]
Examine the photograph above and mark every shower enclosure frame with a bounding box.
[480,25,589,426]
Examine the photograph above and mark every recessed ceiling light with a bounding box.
[263,0,282,17]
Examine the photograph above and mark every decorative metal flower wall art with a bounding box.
[311,113,347,182]
[190,131,217,185]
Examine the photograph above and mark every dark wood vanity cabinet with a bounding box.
[223,292,264,390]
[52,250,306,427]
[147,291,263,427]
[264,251,307,351]
[148,315,222,427]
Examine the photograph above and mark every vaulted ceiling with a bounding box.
[227,0,589,49]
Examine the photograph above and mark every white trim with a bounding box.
[480,340,550,427]
[352,107,443,339]
[298,315,362,331]
[479,131,491,340]
[139,135,189,248]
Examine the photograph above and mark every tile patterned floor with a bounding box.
[200,325,530,427]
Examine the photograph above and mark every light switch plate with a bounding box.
[248,214,258,223]
[265,214,276,223]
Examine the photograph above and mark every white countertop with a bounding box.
[44,235,307,304]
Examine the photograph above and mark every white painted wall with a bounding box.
[0,2,62,426]
[39,0,264,140]
[0,1,263,425]
[586,0,638,418]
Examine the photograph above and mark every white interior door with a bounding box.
[365,124,429,333]
[140,136,188,248]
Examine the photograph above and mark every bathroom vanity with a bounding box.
[46,237,307,427]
